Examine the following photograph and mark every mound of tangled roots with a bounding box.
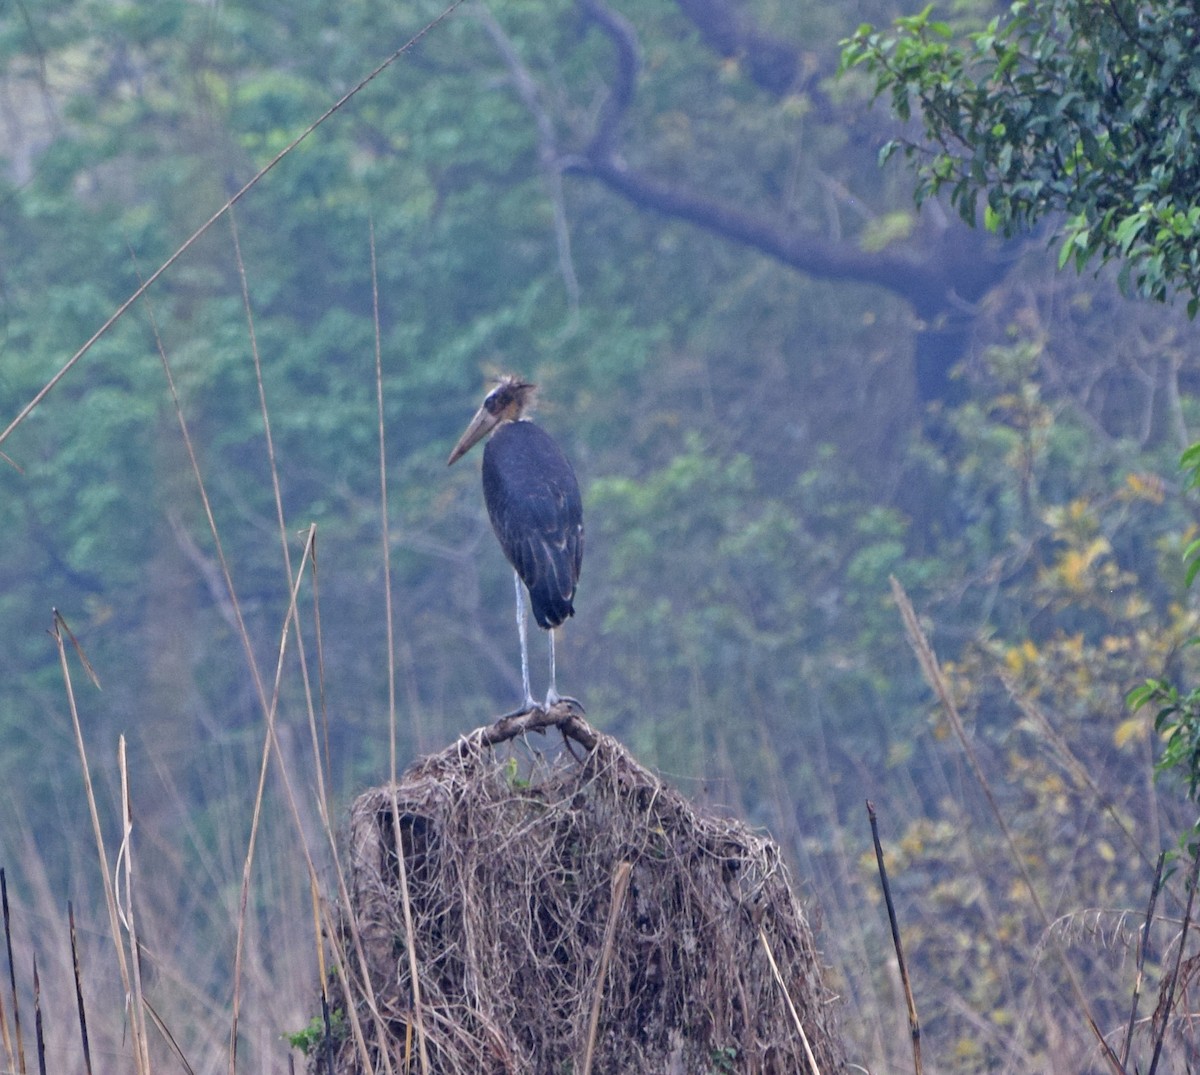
[318,704,845,1074]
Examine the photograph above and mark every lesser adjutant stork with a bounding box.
[448,375,583,713]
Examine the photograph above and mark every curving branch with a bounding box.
[476,2,582,316]
[564,0,1022,401]
[568,0,1014,316]
[574,151,996,317]
[576,0,640,162]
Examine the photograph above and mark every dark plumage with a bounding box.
[448,375,584,710]
[482,420,583,629]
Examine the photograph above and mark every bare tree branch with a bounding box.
[572,0,1013,300]
[572,151,992,314]
[577,0,640,162]
[475,2,581,319]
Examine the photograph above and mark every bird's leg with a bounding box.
[514,571,536,713]
[544,631,585,715]
[545,628,559,708]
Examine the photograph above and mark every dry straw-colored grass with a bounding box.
[322,705,845,1074]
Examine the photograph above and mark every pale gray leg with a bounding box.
[514,571,535,711]
[545,628,559,708]
[546,629,587,727]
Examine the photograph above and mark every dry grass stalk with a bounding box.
[1121,852,1165,1068]
[866,800,921,1075]
[370,217,430,1075]
[51,614,146,1075]
[117,737,152,1074]
[67,903,93,1075]
[32,955,44,1075]
[758,926,822,1075]
[580,860,632,1075]
[2,869,23,1072]
[387,789,430,1075]
[319,707,844,1074]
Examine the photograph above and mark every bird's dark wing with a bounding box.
[482,421,583,629]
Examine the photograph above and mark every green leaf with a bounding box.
[1126,683,1157,711]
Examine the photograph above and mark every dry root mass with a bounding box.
[321,710,844,1074]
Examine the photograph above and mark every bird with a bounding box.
[448,375,584,713]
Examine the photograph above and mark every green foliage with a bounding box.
[1129,680,1200,805]
[842,0,1200,856]
[285,1007,345,1056]
[1119,431,1200,838]
[841,0,1200,308]
[1182,441,1200,586]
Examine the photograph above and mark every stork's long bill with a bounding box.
[447,377,536,466]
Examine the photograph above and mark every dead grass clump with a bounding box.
[320,708,844,1074]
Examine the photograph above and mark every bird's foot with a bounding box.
[544,693,585,718]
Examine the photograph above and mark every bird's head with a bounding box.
[447,375,537,465]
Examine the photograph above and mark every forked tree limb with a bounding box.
[568,0,1014,312]
[463,700,599,753]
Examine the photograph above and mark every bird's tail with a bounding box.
[530,587,575,630]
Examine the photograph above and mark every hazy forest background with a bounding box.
[1,0,1199,1071]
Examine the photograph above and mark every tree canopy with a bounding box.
[844,0,1200,310]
